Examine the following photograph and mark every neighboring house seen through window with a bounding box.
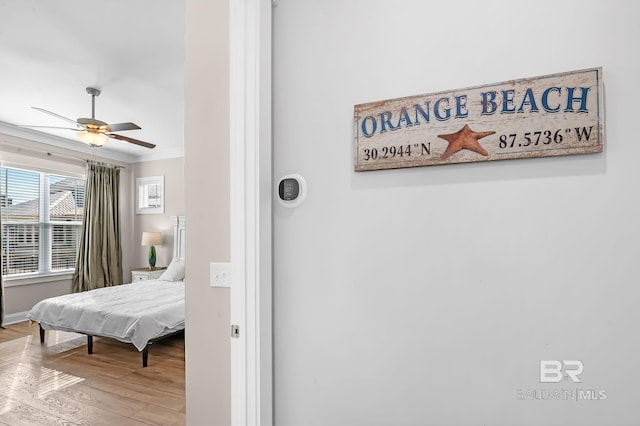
[1,165,85,278]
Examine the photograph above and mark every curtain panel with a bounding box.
[73,163,122,292]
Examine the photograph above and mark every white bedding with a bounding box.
[27,279,185,351]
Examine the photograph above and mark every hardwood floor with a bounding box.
[0,321,185,425]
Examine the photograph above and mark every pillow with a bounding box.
[159,258,185,282]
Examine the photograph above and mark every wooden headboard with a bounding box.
[171,215,186,261]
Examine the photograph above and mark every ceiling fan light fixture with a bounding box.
[76,130,108,147]
[25,87,155,149]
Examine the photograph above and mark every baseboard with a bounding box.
[3,311,29,326]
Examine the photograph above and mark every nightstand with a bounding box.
[131,267,166,282]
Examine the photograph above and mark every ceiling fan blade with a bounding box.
[106,133,156,149]
[18,124,86,131]
[108,122,141,132]
[32,107,81,127]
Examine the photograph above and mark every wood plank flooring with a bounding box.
[0,321,185,425]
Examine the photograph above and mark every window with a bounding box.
[1,165,85,278]
[136,176,164,214]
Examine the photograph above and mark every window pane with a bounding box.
[1,168,40,221]
[52,224,81,271]
[1,167,40,275]
[2,223,39,275]
[140,183,161,209]
[49,174,85,221]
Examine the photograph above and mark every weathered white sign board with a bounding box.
[353,68,604,171]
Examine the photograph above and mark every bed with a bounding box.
[27,215,186,367]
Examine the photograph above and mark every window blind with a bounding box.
[1,166,85,277]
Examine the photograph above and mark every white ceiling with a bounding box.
[0,0,185,163]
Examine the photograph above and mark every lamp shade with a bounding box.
[77,131,108,147]
[141,231,163,246]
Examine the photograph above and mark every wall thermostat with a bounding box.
[278,174,307,208]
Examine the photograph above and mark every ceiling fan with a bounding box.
[21,87,155,149]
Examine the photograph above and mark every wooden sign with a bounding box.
[353,68,604,171]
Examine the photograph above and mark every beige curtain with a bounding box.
[72,162,122,292]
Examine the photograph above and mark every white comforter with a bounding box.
[27,279,185,351]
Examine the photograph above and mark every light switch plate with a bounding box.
[210,262,232,287]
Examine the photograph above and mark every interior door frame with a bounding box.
[229,0,273,425]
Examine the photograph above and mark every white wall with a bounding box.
[273,1,640,425]
[184,0,231,424]
[131,157,185,277]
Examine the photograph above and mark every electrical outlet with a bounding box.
[210,262,232,287]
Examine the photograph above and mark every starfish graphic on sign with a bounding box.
[437,124,496,160]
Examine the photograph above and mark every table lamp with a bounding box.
[141,231,163,269]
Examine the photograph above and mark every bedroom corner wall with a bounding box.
[184,0,231,424]
[131,157,185,279]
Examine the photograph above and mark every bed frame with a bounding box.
[38,215,186,367]
[38,324,183,367]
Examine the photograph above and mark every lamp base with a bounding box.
[148,245,157,270]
